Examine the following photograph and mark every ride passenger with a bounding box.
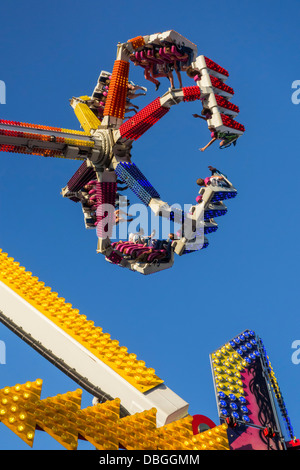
[151,54,175,89]
[129,53,161,91]
[186,65,202,80]
[114,209,133,226]
[162,46,189,88]
[192,108,213,121]
[196,175,229,188]
[127,83,147,100]
[199,128,238,152]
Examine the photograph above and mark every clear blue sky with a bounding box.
[0,0,299,450]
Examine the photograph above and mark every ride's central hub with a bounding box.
[89,128,114,167]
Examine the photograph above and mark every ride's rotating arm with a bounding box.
[0,119,95,161]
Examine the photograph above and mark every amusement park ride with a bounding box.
[0,30,298,450]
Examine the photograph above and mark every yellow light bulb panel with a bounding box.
[0,379,230,450]
[0,249,163,393]
[0,379,42,447]
[73,102,102,134]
